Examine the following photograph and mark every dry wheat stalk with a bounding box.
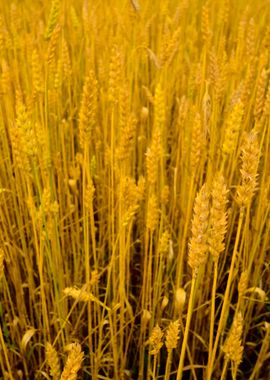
[263,82,270,116]
[0,248,4,280]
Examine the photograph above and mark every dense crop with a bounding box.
[0,0,269,379]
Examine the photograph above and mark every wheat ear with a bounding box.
[60,343,84,380]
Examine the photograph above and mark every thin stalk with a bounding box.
[207,208,245,379]
[220,358,229,380]
[0,327,14,380]
[175,174,195,289]
[176,275,196,380]
[208,260,218,375]
[164,349,173,380]
[152,355,158,380]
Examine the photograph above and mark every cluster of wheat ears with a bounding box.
[0,0,270,379]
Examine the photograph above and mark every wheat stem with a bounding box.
[176,276,196,380]
[207,208,245,379]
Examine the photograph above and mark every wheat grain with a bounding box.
[60,343,84,380]
[45,342,61,380]
[190,111,205,173]
[45,0,60,39]
[146,194,159,231]
[254,69,268,119]
[146,128,162,185]
[222,101,244,155]
[208,173,228,262]
[222,312,244,366]
[238,270,248,300]
[236,130,260,206]
[78,71,98,148]
[188,183,210,276]
[201,2,211,43]
[147,324,163,355]
[165,320,180,350]
[31,49,42,93]
[46,23,60,68]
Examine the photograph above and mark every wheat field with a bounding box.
[0,0,270,379]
